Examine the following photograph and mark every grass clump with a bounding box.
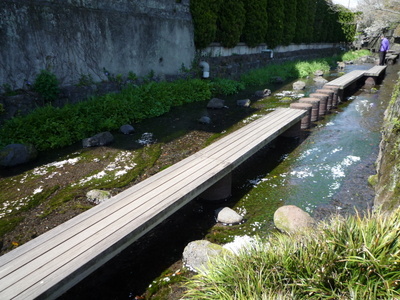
[341,49,371,61]
[184,208,400,299]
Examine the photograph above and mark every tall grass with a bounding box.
[184,207,400,299]
[341,49,371,61]
[240,59,331,87]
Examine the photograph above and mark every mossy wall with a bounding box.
[374,75,400,210]
[0,0,195,88]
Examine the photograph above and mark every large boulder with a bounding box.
[0,143,38,167]
[293,81,306,90]
[273,205,314,234]
[182,240,229,272]
[82,131,114,148]
[207,98,225,109]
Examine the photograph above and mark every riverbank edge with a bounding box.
[374,71,400,209]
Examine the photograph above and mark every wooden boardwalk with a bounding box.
[324,65,387,103]
[325,70,365,89]
[0,107,307,300]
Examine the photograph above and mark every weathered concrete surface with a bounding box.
[0,0,195,88]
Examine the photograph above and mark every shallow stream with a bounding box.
[56,62,400,299]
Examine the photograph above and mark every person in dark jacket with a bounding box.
[379,35,390,65]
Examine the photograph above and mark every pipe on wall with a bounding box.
[199,61,210,78]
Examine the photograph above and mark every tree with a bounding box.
[242,0,268,47]
[293,0,308,43]
[190,0,223,49]
[216,0,246,48]
[282,0,297,45]
[355,0,399,36]
[265,0,284,48]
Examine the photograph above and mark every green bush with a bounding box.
[184,208,400,299]
[216,0,246,48]
[282,0,297,45]
[190,0,222,49]
[33,70,60,102]
[265,0,284,48]
[242,0,268,47]
[0,79,213,151]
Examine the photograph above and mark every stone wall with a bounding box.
[0,0,195,89]
[374,75,400,210]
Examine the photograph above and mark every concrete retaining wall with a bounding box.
[0,0,195,88]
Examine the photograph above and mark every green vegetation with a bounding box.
[184,208,400,299]
[341,49,371,61]
[33,70,60,102]
[265,0,284,48]
[191,0,356,49]
[242,0,268,47]
[0,50,370,152]
[189,0,222,49]
[216,0,246,48]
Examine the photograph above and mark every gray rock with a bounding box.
[0,143,37,167]
[216,207,243,225]
[293,81,306,90]
[86,189,111,205]
[314,70,324,76]
[313,77,328,84]
[120,124,135,135]
[337,61,345,71]
[236,99,251,107]
[199,116,211,124]
[273,205,315,234]
[364,77,375,87]
[182,240,229,272]
[254,89,271,98]
[82,131,114,148]
[207,98,225,109]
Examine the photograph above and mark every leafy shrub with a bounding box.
[216,0,246,48]
[184,208,400,299]
[241,0,268,47]
[209,78,245,96]
[33,70,60,102]
[265,0,284,48]
[0,79,212,151]
[190,0,222,49]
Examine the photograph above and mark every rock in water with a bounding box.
[82,131,114,148]
[0,143,38,167]
[273,205,314,234]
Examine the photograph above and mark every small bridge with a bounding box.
[0,108,307,299]
[324,65,387,103]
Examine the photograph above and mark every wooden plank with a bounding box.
[364,65,386,77]
[0,108,306,300]
[326,70,365,89]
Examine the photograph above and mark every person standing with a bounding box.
[379,35,390,65]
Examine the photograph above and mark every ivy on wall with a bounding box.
[190,0,356,49]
